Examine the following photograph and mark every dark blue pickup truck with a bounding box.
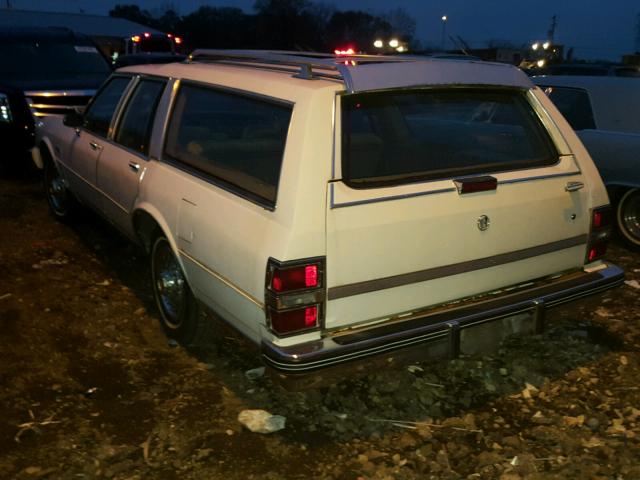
[0,27,111,169]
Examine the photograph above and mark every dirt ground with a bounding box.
[1,173,640,480]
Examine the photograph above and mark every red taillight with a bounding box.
[592,208,612,229]
[593,211,604,228]
[144,32,151,38]
[586,205,612,263]
[305,265,318,287]
[270,306,319,335]
[174,37,183,44]
[266,258,325,336]
[588,244,607,262]
[271,264,319,292]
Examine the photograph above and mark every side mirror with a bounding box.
[63,111,83,128]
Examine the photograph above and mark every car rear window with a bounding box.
[164,84,292,208]
[341,88,558,188]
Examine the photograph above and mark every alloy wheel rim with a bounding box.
[46,167,67,214]
[154,240,186,329]
[622,192,640,242]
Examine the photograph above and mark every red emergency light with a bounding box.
[334,47,355,55]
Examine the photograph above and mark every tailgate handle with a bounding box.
[453,176,497,195]
[565,181,584,192]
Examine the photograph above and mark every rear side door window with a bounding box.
[541,86,596,131]
[114,78,166,156]
[164,83,292,208]
[83,77,131,137]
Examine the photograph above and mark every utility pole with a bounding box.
[547,14,557,43]
[635,13,640,53]
[440,15,448,51]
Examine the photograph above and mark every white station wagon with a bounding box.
[34,51,624,374]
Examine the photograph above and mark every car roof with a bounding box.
[120,49,533,99]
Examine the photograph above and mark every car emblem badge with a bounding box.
[477,215,490,231]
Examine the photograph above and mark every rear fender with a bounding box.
[530,87,609,209]
[131,202,190,282]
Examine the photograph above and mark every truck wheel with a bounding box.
[617,188,640,250]
[43,156,78,221]
[150,235,205,346]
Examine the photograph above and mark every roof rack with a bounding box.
[189,49,411,93]
[187,49,533,93]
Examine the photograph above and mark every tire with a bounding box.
[150,235,212,346]
[43,155,79,222]
[616,188,640,250]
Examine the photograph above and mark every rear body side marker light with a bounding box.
[453,175,498,194]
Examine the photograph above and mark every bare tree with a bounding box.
[384,7,416,41]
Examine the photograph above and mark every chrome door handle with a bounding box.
[129,161,140,172]
[89,141,102,151]
[565,181,584,192]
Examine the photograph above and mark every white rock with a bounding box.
[238,409,286,434]
[624,279,640,289]
[245,367,266,380]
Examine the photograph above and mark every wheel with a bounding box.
[617,188,640,250]
[43,155,78,221]
[150,235,206,345]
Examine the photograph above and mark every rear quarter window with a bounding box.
[164,83,292,208]
[341,88,559,188]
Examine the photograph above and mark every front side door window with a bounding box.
[83,76,131,137]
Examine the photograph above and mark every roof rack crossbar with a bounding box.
[200,59,344,84]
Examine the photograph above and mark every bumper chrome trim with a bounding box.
[262,263,624,373]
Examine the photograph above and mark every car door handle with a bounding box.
[565,181,584,192]
[129,161,140,173]
[89,141,102,151]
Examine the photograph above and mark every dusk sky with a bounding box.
[5,0,639,60]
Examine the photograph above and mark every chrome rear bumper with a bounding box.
[261,263,624,373]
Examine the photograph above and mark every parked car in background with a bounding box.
[533,76,640,249]
[0,27,111,169]
[113,52,186,69]
[35,51,623,375]
[539,63,640,77]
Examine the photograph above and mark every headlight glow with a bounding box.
[0,93,11,123]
